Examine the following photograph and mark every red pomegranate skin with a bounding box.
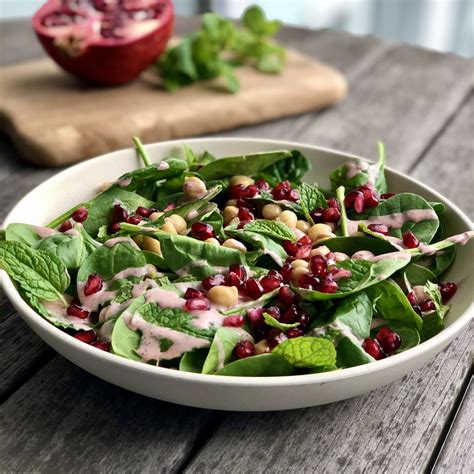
[32,0,174,86]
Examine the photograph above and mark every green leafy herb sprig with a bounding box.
[156,5,285,93]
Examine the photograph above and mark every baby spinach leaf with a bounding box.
[77,241,146,284]
[143,249,169,270]
[155,231,245,279]
[430,202,446,214]
[331,292,372,340]
[330,142,387,193]
[296,254,411,301]
[263,312,299,331]
[298,183,327,224]
[349,193,439,243]
[403,264,437,286]
[242,220,296,241]
[4,223,44,247]
[35,233,86,269]
[216,353,293,376]
[318,236,397,256]
[179,348,209,373]
[198,150,292,181]
[420,312,444,341]
[202,327,251,374]
[273,336,336,368]
[0,241,69,303]
[336,337,374,368]
[366,279,423,330]
[257,150,310,186]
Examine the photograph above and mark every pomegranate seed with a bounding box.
[242,184,259,198]
[225,272,241,287]
[184,288,206,299]
[326,198,340,209]
[66,303,89,319]
[236,199,251,209]
[360,186,379,208]
[112,204,129,223]
[91,341,110,351]
[367,223,389,235]
[278,286,297,306]
[84,274,103,296]
[135,206,152,217]
[407,291,418,307]
[238,207,255,221]
[202,274,226,290]
[375,327,401,354]
[439,282,457,303]
[298,235,312,246]
[74,330,97,344]
[127,215,142,225]
[234,340,256,359]
[237,220,252,229]
[264,306,281,320]
[89,312,99,325]
[271,181,292,200]
[345,191,365,213]
[363,338,385,360]
[298,313,310,328]
[191,222,215,240]
[381,192,396,199]
[184,298,211,312]
[229,264,247,282]
[310,255,328,276]
[280,305,299,324]
[295,244,312,260]
[59,220,73,232]
[310,208,324,223]
[260,271,283,293]
[247,307,265,328]
[71,207,88,223]
[283,240,299,257]
[287,328,304,338]
[402,230,419,248]
[242,278,264,299]
[279,263,293,283]
[322,207,341,223]
[267,329,288,348]
[298,273,321,289]
[256,179,270,191]
[227,184,246,199]
[223,315,244,327]
[108,222,121,234]
[318,277,338,293]
[420,299,436,313]
[287,189,300,202]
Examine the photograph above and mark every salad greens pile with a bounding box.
[156,5,285,93]
[1,138,472,377]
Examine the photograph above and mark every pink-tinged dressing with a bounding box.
[32,225,58,238]
[104,237,141,249]
[42,299,91,331]
[157,161,170,170]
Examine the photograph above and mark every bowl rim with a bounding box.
[1,136,473,387]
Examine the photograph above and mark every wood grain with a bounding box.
[0,357,213,472]
[433,379,474,473]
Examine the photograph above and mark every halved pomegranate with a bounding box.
[32,0,174,85]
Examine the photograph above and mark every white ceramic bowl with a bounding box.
[2,138,473,411]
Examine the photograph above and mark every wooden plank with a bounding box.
[221,45,474,176]
[0,357,214,472]
[433,379,474,473]
[184,328,473,473]
[411,92,474,217]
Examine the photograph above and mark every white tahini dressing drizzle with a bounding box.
[117,177,132,188]
[42,299,90,330]
[157,161,170,170]
[105,237,140,249]
[331,320,364,345]
[345,160,369,179]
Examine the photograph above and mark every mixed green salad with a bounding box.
[1,139,472,376]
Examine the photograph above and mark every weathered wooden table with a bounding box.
[1,17,472,473]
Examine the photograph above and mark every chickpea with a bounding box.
[146,263,159,278]
[149,211,164,221]
[160,222,178,234]
[208,285,239,307]
[291,259,309,269]
[310,245,331,257]
[296,220,310,234]
[165,214,187,234]
[262,204,282,220]
[223,205,239,225]
[290,266,309,284]
[183,176,207,200]
[228,217,241,227]
[204,238,220,246]
[229,175,254,187]
[222,238,247,252]
[333,252,349,262]
[254,339,271,355]
[308,223,333,242]
[141,236,162,255]
[226,199,238,207]
[278,210,298,228]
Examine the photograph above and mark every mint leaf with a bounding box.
[298,183,327,223]
[4,223,43,247]
[273,337,337,368]
[243,219,296,241]
[0,241,69,303]
[263,312,299,331]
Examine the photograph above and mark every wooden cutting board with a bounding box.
[0,49,347,167]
